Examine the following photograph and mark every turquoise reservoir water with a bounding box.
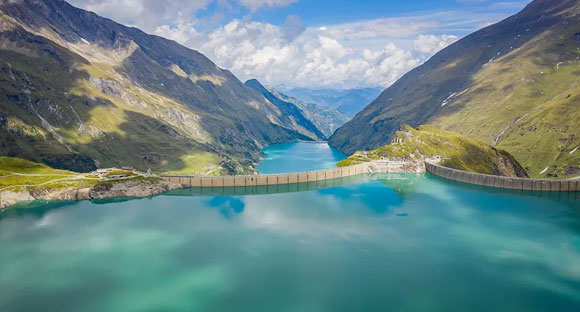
[257,142,346,174]
[1,144,580,311]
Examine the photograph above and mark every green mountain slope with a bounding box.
[329,0,580,178]
[338,125,528,178]
[0,0,314,175]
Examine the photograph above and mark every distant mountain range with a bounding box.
[330,0,580,178]
[281,87,383,117]
[0,0,331,175]
[244,79,326,140]
[267,88,350,138]
[245,80,349,139]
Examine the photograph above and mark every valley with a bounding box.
[0,1,579,311]
[329,0,580,179]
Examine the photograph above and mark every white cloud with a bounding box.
[68,0,300,31]
[68,0,213,32]
[155,16,460,88]
[237,0,298,11]
[414,34,458,55]
[67,0,516,88]
[281,15,305,42]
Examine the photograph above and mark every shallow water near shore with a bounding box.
[1,143,580,312]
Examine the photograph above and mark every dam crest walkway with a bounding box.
[161,161,580,192]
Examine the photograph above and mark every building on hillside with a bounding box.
[121,166,137,172]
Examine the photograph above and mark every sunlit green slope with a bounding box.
[0,0,319,175]
[338,125,528,178]
[330,0,580,178]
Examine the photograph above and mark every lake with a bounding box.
[257,142,346,174]
[1,143,580,312]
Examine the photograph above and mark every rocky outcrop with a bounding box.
[0,190,35,209]
[0,179,182,210]
[89,179,181,199]
[365,158,442,174]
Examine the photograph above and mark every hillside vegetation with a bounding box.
[0,0,322,176]
[330,0,580,178]
[338,125,528,178]
[0,156,96,192]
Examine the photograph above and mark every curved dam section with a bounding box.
[162,161,580,193]
[426,162,580,192]
[161,163,370,188]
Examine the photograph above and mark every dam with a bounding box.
[161,161,580,192]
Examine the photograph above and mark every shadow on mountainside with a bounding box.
[0,26,216,173]
[330,0,579,156]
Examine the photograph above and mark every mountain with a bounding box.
[268,88,350,138]
[330,0,580,178]
[0,0,320,175]
[282,87,383,117]
[338,125,528,178]
[244,79,326,140]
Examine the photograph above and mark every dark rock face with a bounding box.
[42,155,97,173]
[0,0,314,174]
[565,167,580,175]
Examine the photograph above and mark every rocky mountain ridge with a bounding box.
[267,87,350,138]
[0,0,319,175]
[245,79,350,138]
[244,79,326,140]
[282,87,382,117]
[330,0,580,178]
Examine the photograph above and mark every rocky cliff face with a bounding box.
[0,0,314,175]
[330,0,580,178]
[0,179,182,210]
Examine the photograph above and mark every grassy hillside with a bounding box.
[0,0,314,176]
[338,125,528,178]
[0,157,96,192]
[330,0,580,178]
[0,156,164,195]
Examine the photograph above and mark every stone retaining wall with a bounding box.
[425,162,580,192]
[161,163,370,188]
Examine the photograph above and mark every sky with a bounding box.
[67,0,531,89]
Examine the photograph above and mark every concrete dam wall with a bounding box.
[161,161,579,192]
[425,162,580,192]
[161,163,371,188]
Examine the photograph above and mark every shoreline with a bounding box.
[0,178,183,211]
[4,160,579,211]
